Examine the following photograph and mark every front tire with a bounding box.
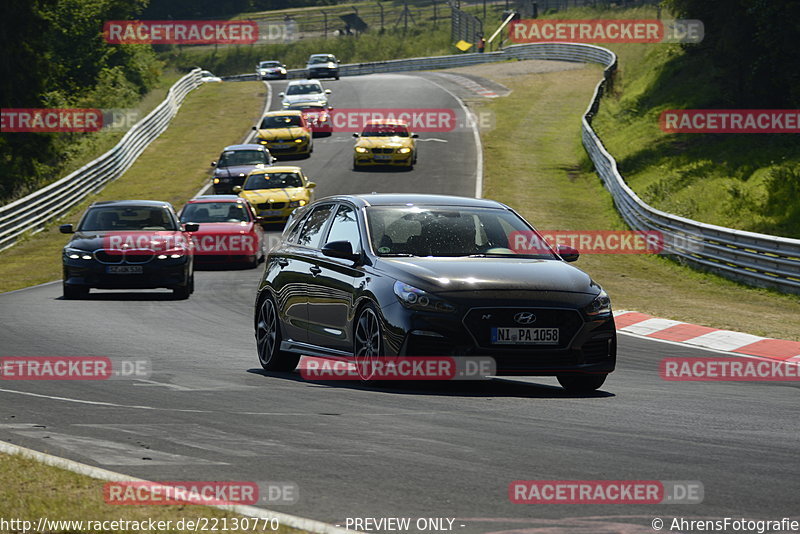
[353,304,382,381]
[557,373,607,392]
[256,296,300,371]
[172,273,193,299]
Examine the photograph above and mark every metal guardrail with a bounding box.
[8,44,800,294]
[0,69,204,252]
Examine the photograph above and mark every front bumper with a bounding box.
[382,303,617,376]
[354,151,413,166]
[307,68,338,78]
[63,257,191,289]
[257,139,311,156]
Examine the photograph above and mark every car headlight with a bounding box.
[398,147,411,154]
[64,247,92,260]
[288,200,307,208]
[258,139,268,145]
[393,281,455,313]
[583,289,611,316]
[355,147,369,153]
[294,138,304,143]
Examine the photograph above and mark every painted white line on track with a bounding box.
[0,440,358,534]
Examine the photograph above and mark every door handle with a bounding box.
[309,265,322,276]
[277,258,289,267]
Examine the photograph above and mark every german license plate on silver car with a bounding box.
[491,327,559,344]
[107,265,143,274]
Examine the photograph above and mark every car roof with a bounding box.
[221,144,268,152]
[185,195,244,203]
[287,79,322,85]
[263,110,303,117]
[317,194,508,209]
[259,60,281,64]
[249,166,303,174]
[88,200,173,208]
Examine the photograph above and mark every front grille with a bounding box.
[462,307,584,350]
[93,249,154,264]
[371,148,394,154]
[258,202,286,210]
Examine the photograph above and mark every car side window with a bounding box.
[296,204,334,249]
[324,204,361,253]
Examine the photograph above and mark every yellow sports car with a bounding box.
[352,120,418,170]
[234,166,316,224]
[253,111,313,158]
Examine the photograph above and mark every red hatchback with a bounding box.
[287,103,333,137]
[179,196,265,268]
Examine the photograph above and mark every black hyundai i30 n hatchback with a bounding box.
[254,194,616,391]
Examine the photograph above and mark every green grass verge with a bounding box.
[0,453,306,534]
[0,81,263,293]
[476,62,800,341]
[587,13,800,238]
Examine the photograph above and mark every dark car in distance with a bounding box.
[60,200,197,299]
[211,144,273,194]
[306,54,339,80]
[253,194,616,392]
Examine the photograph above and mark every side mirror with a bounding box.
[59,224,74,234]
[325,89,332,94]
[557,244,579,262]
[306,181,317,188]
[321,240,359,262]
[232,185,243,193]
[411,133,419,138]
[183,223,200,232]
[278,92,285,97]
[210,161,217,167]
[255,216,265,223]
[352,133,359,138]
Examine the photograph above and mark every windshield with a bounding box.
[361,124,409,137]
[366,206,557,258]
[244,172,303,190]
[218,149,270,167]
[286,83,322,95]
[309,56,334,64]
[79,207,177,231]
[180,202,250,223]
[259,61,280,68]
[259,115,301,128]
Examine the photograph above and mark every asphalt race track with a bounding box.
[0,73,797,533]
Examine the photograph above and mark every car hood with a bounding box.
[307,62,337,69]
[65,230,186,251]
[355,137,414,149]
[283,94,326,105]
[214,164,267,177]
[260,67,283,72]
[241,187,308,204]
[256,127,308,140]
[376,257,597,295]
[185,222,254,235]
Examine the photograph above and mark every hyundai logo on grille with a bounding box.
[513,312,537,325]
